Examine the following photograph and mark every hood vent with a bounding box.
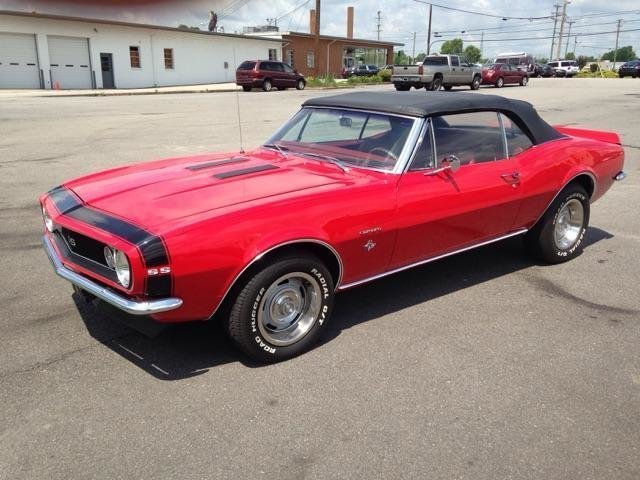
[214,164,279,179]
[186,156,248,171]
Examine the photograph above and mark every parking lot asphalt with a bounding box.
[1,78,639,479]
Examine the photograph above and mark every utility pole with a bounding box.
[613,19,622,69]
[573,35,578,56]
[314,0,320,75]
[556,0,569,61]
[480,31,484,58]
[550,3,560,61]
[376,11,382,41]
[564,20,574,57]
[411,32,417,61]
[426,4,433,55]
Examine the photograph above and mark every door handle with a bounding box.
[501,172,521,186]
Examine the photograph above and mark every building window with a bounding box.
[287,49,295,68]
[164,48,174,69]
[306,51,315,68]
[129,46,141,68]
[268,48,277,61]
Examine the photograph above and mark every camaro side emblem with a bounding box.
[359,227,382,236]
[67,236,76,247]
[363,239,376,252]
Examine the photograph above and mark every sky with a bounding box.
[2,0,639,59]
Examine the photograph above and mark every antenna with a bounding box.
[231,43,245,153]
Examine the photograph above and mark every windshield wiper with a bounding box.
[262,142,289,158]
[297,151,350,173]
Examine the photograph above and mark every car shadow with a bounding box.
[74,227,613,380]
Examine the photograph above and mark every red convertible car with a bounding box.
[41,92,626,362]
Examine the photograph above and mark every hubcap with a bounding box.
[257,272,322,347]
[554,199,584,250]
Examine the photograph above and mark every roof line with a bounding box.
[0,10,283,42]
[284,31,403,47]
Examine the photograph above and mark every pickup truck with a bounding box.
[391,55,482,91]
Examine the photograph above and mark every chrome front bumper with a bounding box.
[42,235,183,315]
[614,171,626,181]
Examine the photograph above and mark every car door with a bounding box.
[282,63,296,86]
[458,57,470,85]
[449,55,461,84]
[391,111,524,268]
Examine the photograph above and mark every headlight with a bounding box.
[104,246,131,288]
[42,205,54,232]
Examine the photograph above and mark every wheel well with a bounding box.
[569,174,595,199]
[434,73,443,79]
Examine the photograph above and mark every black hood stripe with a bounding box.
[214,164,278,179]
[185,157,248,171]
[48,185,171,297]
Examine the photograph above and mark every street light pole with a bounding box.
[613,19,622,69]
[564,20,574,57]
[550,3,560,61]
[426,4,433,55]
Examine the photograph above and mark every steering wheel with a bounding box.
[365,147,398,167]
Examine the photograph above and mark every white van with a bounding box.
[548,60,579,77]
[494,52,534,74]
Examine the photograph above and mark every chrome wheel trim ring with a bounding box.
[554,198,584,250]
[257,272,322,347]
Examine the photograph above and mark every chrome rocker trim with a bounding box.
[43,235,183,315]
[337,228,528,290]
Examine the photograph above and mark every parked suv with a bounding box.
[236,60,305,92]
[547,60,579,77]
[618,60,640,78]
[342,64,380,78]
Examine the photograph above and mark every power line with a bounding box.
[410,0,554,21]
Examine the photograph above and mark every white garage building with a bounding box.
[0,10,282,89]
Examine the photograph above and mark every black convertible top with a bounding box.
[303,91,563,144]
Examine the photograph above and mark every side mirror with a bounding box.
[339,116,353,127]
[424,155,461,176]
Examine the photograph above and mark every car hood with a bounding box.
[64,149,349,230]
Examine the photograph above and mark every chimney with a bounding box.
[310,9,316,35]
[347,6,354,39]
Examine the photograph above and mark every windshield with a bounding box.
[266,108,416,171]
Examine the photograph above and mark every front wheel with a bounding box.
[470,76,481,90]
[226,255,335,363]
[296,79,306,90]
[520,75,529,86]
[524,184,590,264]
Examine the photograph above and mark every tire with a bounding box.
[520,75,528,86]
[470,75,481,90]
[226,254,335,363]
[619,73,624,78]
[242,86,252,92]
[495,77,504,88]
[296,79,306,90]
[429,76,443,91]
[443,85,453,91]
[262,79,273,92]
[394,84,410,91]
[524,184,590,264]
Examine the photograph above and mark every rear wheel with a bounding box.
[470,75,481,90]
[242,86,252,92]
[296,79,306,90]
[226,254,334,363]
[262,79,273,92]
[429,76,443,91]
[524,184,590,264]
[495,77,504,88]
[443,85,453,91]
[520,75,529,86]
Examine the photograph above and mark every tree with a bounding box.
[535,57,548,64]
[394,50,412,65]
[440,38,463,55]
[177,24,201,31]
[577,55,591,70]
[565,52,575,60]
[601,45,636,62]
[463,45,482,64]
[415,52,427,63]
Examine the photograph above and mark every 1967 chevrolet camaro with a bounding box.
[41,92,626,362]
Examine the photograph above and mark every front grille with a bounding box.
[53,228,118,283]
[60,227,109,267]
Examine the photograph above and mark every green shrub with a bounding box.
[589,63,599,73]
[576,69,618,78]
[379,69,392,82]
[306,74,338,88]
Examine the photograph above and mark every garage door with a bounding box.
[48,36,92,89]
[0,32,41,89]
